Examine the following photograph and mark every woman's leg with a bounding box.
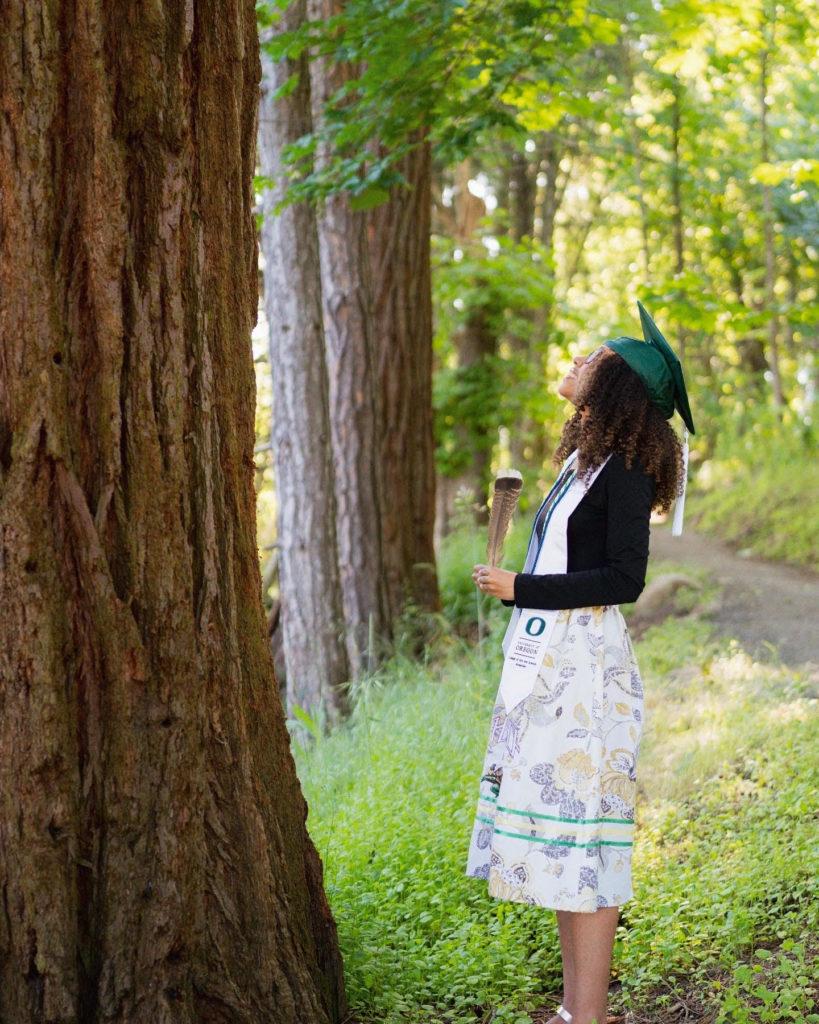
[553,909,576,1020]
[562,905,619,1023]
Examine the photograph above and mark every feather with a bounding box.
[486,469,523,567]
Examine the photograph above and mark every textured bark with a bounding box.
[0,2,347,1022]
[366,131,441,622]
[258,5,351,723]
[305,0,392,678]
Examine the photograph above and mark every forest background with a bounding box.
[252,1,818,1021]
[254,0,818,712]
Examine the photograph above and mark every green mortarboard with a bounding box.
[602,301,695,435]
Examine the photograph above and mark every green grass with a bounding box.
[292,586,819,1023]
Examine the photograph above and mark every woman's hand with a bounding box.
[472,564,517,601]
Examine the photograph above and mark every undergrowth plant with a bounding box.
[293,575,819,1023]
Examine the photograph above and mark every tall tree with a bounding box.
[306,0,392,677]
[0,2,347,1020]
[262,1,622,617]
[367,130,442,621]
[258,4,352,722]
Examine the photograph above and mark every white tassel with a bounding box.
[671,426,689,537]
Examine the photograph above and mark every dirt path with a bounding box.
[649,520,819,671]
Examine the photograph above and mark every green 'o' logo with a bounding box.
[524,616,546,636]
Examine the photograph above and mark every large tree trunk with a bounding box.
[306,0,392,678]
[0,3,347,1022]
[258,6,351,723]
[366,129,441,623]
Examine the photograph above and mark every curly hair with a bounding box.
[553,349,685,514]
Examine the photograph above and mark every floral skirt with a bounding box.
[465,604,645,912]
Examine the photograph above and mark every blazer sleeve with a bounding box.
[507,454,654,610]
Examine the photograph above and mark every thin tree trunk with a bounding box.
[306,0,392,678]
[509,145,536,243]
[564,188,609,289]
[533,129,564,355]
[508,136,537,326]
[445,161,497,529]
[782,248,798,358]
[454,299,497,526]
[507,140,540,470]
[621,39,651,276]
[524,130,568,471]
[366,128,441,623]
[670,78,688,361]
[538,135,558,253]
[258,9,351,723]
[759,31,785,407]
[0,1,347,1021]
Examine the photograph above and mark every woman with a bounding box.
[465,303,695,1024]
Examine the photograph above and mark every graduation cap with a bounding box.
[603,301,695,434]
[602,301,695,536]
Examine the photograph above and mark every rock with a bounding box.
[630,573,700,633]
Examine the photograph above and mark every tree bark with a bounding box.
[0,2,347,1021]
[366,129,441,623]
[306,0,392,678]
[258,6,351,723]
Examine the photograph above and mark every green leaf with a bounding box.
[349,186,391,211]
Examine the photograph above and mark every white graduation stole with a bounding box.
[498,449,613,713]
[670,427,689,536]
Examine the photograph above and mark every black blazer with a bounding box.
[501,450,656,611]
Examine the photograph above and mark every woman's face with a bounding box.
[558,344,614,406]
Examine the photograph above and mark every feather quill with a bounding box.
[486,469,523,567]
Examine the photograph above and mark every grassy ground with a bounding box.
[291,562,819,1024]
